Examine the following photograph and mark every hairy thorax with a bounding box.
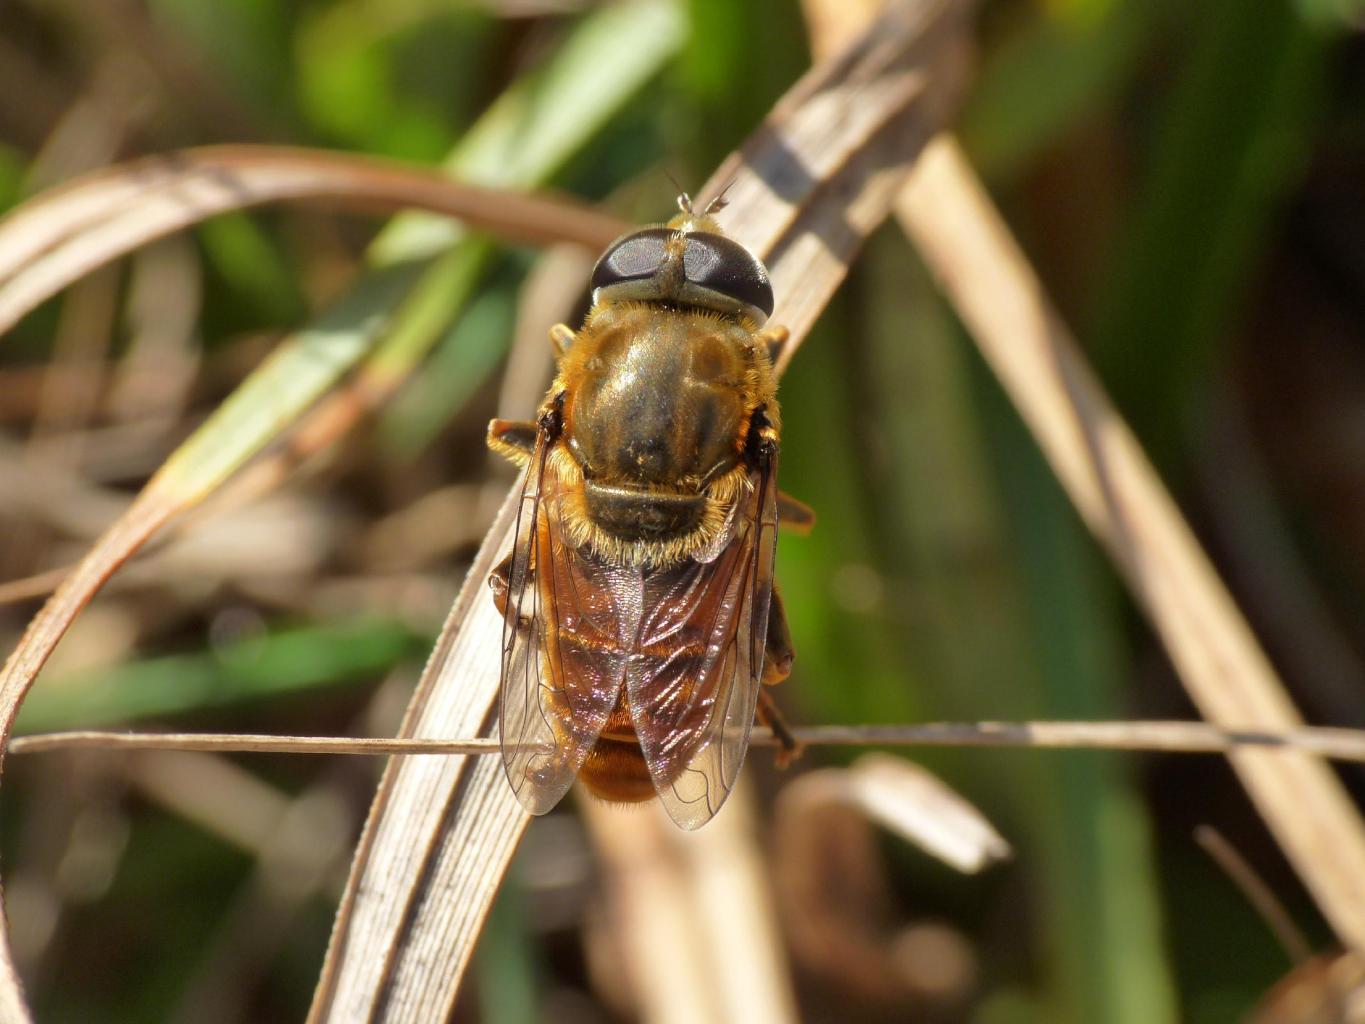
[550,302,773,566]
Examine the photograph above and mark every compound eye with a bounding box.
[590,228,673,292]
[682,232,774,320]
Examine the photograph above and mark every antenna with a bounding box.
[703,178,735,216]
[664,168,693,215]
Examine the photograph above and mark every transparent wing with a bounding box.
[498,437,631,815]
[627,451,779,829]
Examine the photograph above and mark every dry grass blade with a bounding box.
[894,137,1365,957]
[307,3,971,1020]
[582,787,798,1024]
[0,567,71,605]
[803,0,1365,965]
[0,145,627,337]
[775,755,1009,876]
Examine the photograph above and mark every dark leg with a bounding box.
[757,689,803,768]
[758,588,802,766]
[776,491,815,534]
[762,587,794,686]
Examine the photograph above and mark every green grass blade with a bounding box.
[376,268,519,456]
[862,234,1176,1023]
[353,0,684,450]
[151,265,419,501]
[1093,0,1333,462]
[14,618,421,733]
[961,0,1165,182]
[370,0,685,264]
[982,383,1177,1024]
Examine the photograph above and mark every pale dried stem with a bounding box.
[582,787,799,1024]
[894,135,1365,957]
[0,568,71,606]
[307,3,971,1020]
[15,720,1365,763]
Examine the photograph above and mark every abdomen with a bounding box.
[581,734,656,803]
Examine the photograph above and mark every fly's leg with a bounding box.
[758,588,803,767]
[490,551,537,632]
[488,552,513,617]
[549,323,575,358]
[758,690,802,769]
[763,586,794,685]
[777,492,815,534]
[487,321,571,460]
[757,324,790,366]
[487,419,538,464]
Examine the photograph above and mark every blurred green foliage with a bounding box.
[14,617,424,733]
[1094,0,1332,462]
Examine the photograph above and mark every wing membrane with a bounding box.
[498,438,633,815]
[627,451,779,829]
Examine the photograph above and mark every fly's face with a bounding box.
[486,194,808,830]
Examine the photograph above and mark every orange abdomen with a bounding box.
[580,736,656,803]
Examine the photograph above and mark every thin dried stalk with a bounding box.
[1194,826,1314,966]
[307,3,971,1020]
[17,720,1365,763]
[0,568,70,605]
[895,137,1365,957]
[0,145,626,337]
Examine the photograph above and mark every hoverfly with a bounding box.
[486,192,811,829]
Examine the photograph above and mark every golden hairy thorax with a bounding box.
[544,300,778,568]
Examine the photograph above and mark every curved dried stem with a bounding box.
[0,145,626,337]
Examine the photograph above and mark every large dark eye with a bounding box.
[590,228,673,292]
[681,232,774,319]
[590,226,775,322]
